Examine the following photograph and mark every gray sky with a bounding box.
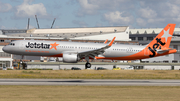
[0,0,180,29]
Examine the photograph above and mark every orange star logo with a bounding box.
[50,42,59,50]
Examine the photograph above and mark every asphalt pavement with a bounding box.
[0,79,180,86]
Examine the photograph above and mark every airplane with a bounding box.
[2,24,178,69]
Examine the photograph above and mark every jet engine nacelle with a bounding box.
[63,53,80,63]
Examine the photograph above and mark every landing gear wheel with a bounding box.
[20,60,23,64]
[85,63,91,69]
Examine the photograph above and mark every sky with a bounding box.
[0,0,180,29]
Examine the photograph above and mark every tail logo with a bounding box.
[161,29,172,42]
[148,38,165,57]
[148,28,172,57]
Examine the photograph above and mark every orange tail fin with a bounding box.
[147,24,176,48]
[146,24,176,57]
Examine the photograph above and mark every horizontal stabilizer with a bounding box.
[156,48,173,54]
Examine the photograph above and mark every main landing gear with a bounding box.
[85,57,91,69]
[85,62,91,69]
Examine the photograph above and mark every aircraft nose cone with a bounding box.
[2,46,5,52]
[2,46,8,52]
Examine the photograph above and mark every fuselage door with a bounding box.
[75,45,79,52]
[144,48,149,56]
[19,42,25,49]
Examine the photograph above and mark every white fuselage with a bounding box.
[3,40,145,59]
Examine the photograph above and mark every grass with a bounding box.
[0,70,180,101]
[0,86,180,101]
[0,70,180,79]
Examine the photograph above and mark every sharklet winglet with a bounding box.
[104,39,108,44]
[108,37,116,46]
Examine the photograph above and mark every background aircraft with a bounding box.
[3,24,177,69]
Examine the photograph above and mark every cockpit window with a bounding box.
[8,43,15,46]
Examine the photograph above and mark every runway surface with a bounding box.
[0,79,180,86]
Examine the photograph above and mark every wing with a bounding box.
[78,37,116,59]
